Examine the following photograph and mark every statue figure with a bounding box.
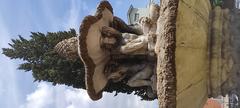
[100,3,160,99]
[55,1,160,100]
[100,3,160,56]
[105,60,157,98]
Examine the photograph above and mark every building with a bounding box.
[127,0,240,25]
[127,5,149,25]
[127,0,160,25]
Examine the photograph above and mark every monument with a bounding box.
[3,0,240,108]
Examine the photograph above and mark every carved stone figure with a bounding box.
[118,3,160,55]
[101,3,160,99]
[54,1,159,100]
[99,4,160,55]
[105,61,157,98]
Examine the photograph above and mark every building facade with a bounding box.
[127,5,149,25]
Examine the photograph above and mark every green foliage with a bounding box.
[2,29,155,100]
[2,29,85,88]
[213,0,223,7]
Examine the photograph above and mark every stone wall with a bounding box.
[175,0,211,108]
[209,7,233,98]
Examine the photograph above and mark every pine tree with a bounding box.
[2,29,86,88]
[2,29,155,100]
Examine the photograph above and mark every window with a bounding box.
[134,13,139,21]
[236,0,240,8]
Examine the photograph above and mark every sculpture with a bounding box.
[101,4,160,99]
[4,0,240,107]
[55,1,160,100]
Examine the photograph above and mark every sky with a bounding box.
[0,0,158,108]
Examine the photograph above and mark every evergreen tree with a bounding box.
[2,29,155,100]
[213,0,223,6]
[2,29,85,88]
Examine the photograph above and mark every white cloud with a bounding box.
[64,88,91,108]
[21,82,91,108]
[21,81,158,108]
[98,93,158,108]
[21,82,54,108]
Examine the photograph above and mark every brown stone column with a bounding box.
[155,0,179,108]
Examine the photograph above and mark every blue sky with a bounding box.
[0,0,158,108]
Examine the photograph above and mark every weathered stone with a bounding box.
[175,0,211,108]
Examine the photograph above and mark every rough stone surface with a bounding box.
[175,0,211,108]
[78,1,113,100]
[155,0,179,108]
[209,7,235,97]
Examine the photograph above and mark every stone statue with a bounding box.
[105,60,157,98]
[100,3,160,56]
[100,3,160,98]
[54,1,159,100]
